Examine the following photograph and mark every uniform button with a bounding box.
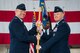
[53,34,55,37]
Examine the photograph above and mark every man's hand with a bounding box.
[36,45,41,50]
[36,21,41,27]
[36,21,43,34]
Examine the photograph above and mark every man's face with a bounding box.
[15,9,26,19]
[54,12,64,22]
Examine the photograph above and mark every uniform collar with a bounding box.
[18,17,23,22]
[15,16,23,22]
[56,18,64,25]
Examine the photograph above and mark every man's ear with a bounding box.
[15,9,18,13]
[15,9,17,14]
[15,9,20,16]
[63,12,65,16]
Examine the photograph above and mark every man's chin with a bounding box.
[20,17,25,19]
[54,20,58,22]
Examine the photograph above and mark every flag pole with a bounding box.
[36,7,41,53]
[48,7,52,30]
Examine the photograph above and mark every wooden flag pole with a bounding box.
[36,7,42,53]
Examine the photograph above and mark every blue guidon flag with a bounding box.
[39,0,52,30]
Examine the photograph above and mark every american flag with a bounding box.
[0,0,80,46]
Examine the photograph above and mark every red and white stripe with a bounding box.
[29,43,34,53]
[0,0,80,46]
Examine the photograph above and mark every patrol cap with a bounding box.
[54,6,63,13]
[16,3,26,10]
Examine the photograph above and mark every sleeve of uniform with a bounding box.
[41,23,70,51]
[12,22,37,43]
[28,26,37,36]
